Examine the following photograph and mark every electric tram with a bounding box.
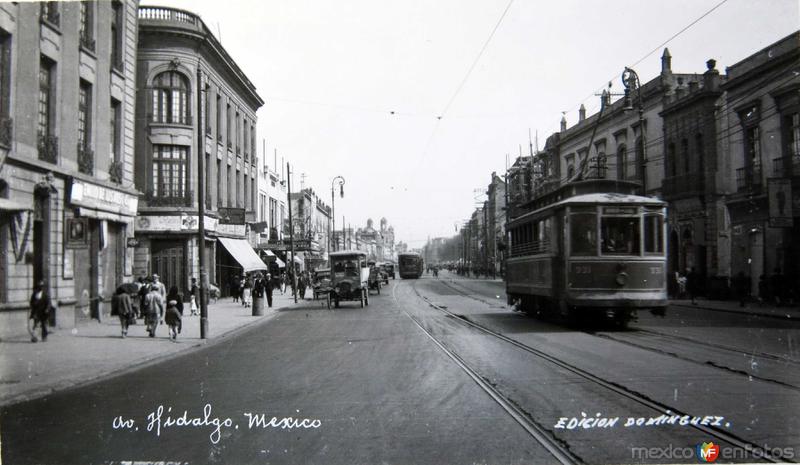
[505,179,667,324]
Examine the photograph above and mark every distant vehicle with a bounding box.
[505,179,667,325]
[375,262,390,284]
[381,262,396,280]
[312,268,331,300]
[368,265,382,295]
[398,252,424,279]
[328,251,370,308]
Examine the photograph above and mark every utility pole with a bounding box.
[196,66,209,339]
[287,162,297,303]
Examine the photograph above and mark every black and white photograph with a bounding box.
[0,0,799,464]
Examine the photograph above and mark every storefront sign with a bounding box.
[218,207,246,225]
[65,217,89,248]
[217,223,247,237]
[68,179,138,217]
[768,179,793,227]
[135,215,218,232]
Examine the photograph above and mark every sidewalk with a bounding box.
[670,298,800,320]
[0,291,298,407]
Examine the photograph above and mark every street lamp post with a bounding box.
[622,67,647,193]
[330,176,345,251]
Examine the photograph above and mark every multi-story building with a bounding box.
[556,50,695,198]
[660,59,727,296]
[485,172,506,276]
[721,31,800,297]
[255,150,288,275]
[132,6,264,294]
[289,188,330,270]
[0,1,139,337]
[353,217,396,261]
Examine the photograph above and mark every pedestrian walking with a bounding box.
[137,276,150,320]
[165,286,183,340]
[733,271,749,307]
[770,268,784,306]
[686,267,700,305]
[230,275,240,303]
[189,277,199,316]
[280,272,287,294]
[758,274,768,304]
[264,273,274,308]
[298,273,307,300]
[151,274,167,300]
[143,285,165,338]
[28,280,52,343]
[112,286,134,338]
[242,276,252,308]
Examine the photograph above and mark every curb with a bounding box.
[671,302,799,321]
[0,304,287,408]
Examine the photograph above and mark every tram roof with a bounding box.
[509,193,665,225]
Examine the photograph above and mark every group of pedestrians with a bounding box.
[129,274,186,340]
[230,271,276,308]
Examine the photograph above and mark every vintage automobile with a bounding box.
[382,262,396,280]
[376,262,391,284]
[327,251,370,308]
[368,265,382,295]
[312,268,332,300]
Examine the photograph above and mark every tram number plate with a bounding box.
[574,265,592,274]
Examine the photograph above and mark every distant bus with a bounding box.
[398,252,424,279]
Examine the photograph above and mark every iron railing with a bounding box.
[772,155,800,178]
[37,132,58,164]
[77,144,94,175]
[736,165,762,193]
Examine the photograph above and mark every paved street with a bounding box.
[2,273,798,464]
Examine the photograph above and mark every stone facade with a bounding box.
[0,1,140,339]
[132,6,263,295]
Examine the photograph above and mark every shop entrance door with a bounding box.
[151,240,185,296]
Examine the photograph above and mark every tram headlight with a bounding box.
[615,272,628,286]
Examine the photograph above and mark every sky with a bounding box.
[141,0,798,247]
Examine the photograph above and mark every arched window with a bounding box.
[681,138,690,174]
[617,145,627,180]
[152,71,189,124]
[668,142,677,177]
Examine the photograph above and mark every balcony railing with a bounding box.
[662,172,705,199]
[772,155,800,178]
[145,189,193,207]
[150,113,192,126]
[37,132,58,164]
[736,164,763,193]
[79,32,96,53]
[0,117,12,148]
[109,160,124,184]
[40,2,60,27]
[77,144,94,175]
[138,6,199,25]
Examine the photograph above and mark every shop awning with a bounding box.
[0,199,31,212]
[217,237,267,272]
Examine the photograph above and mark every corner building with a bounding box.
[0,1,139,338]
[133,6,264,293]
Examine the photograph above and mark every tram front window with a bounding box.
[601,217,640,255]
[570,213,597,256]
[644,214,664,254]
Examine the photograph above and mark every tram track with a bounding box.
[438,277,800,390]
[390,279,584,465]
[410,278,790,463]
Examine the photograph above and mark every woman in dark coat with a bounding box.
[29,280,51,342]
[165,286,184,340]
